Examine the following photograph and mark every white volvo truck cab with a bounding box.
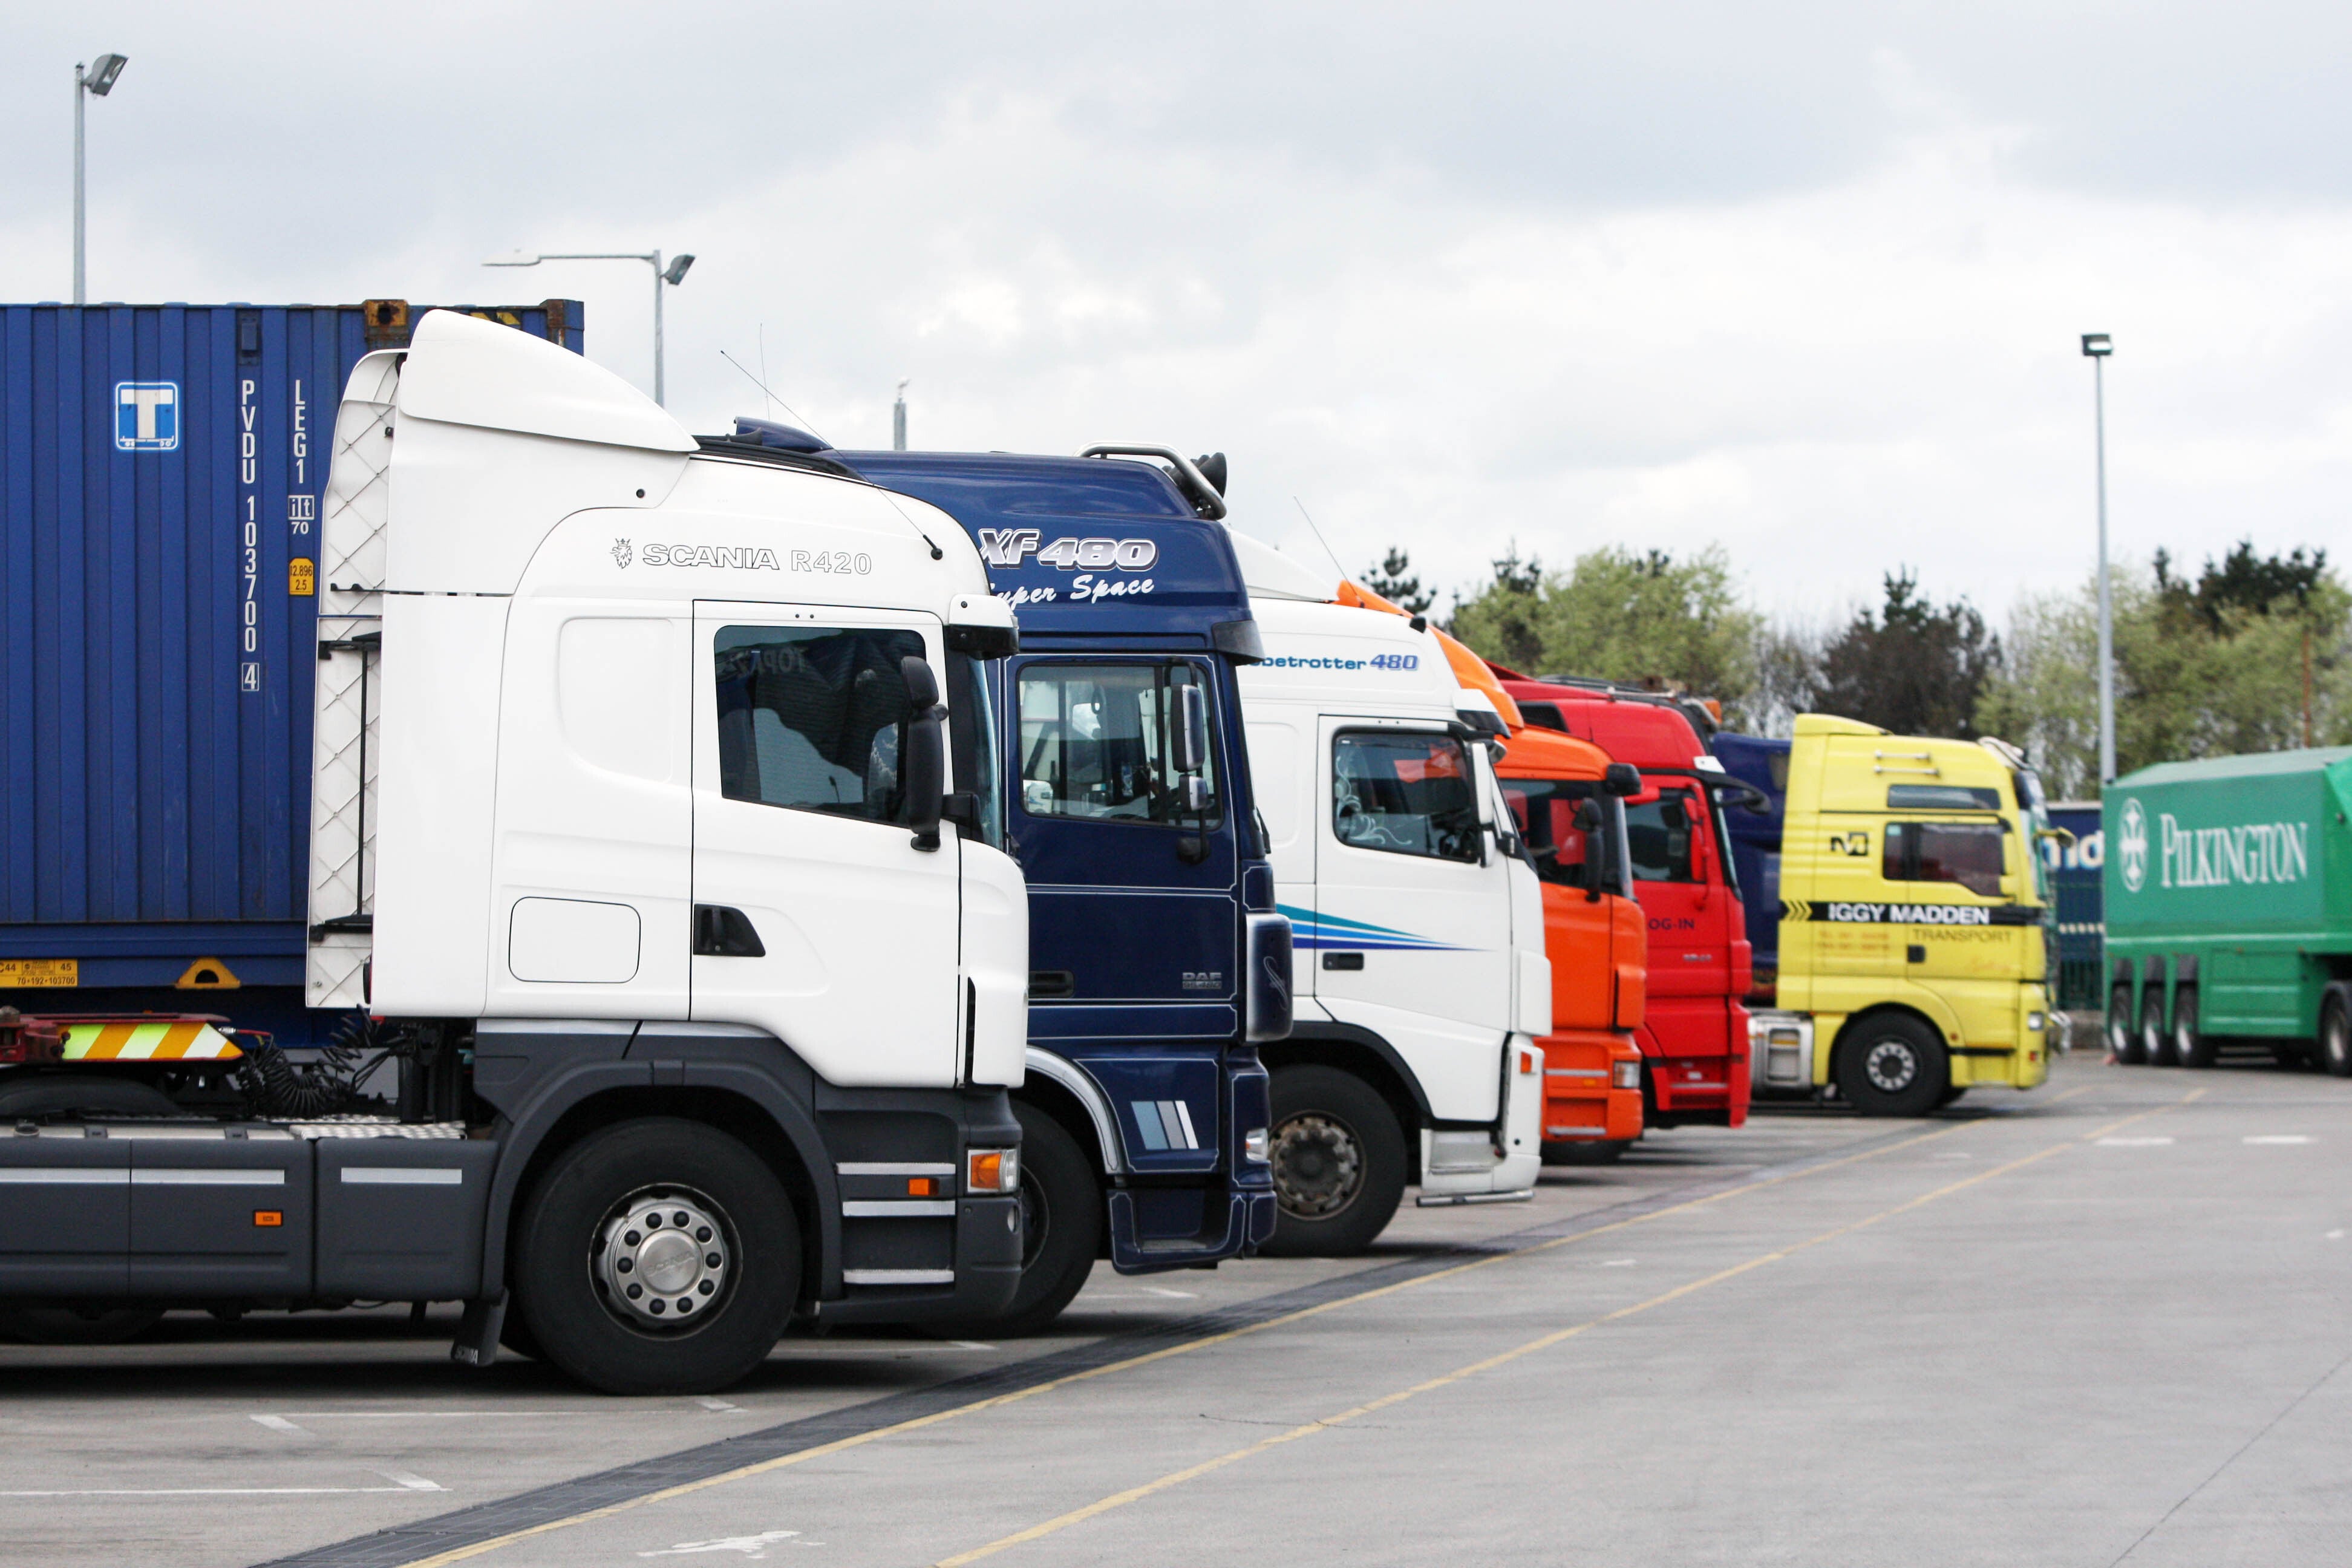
[0,310,1028,1396]
[1229,539,1549,1253]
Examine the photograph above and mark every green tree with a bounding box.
[1361,546,1435,615]
[1814,571,2000,740]
[1449,543,1757,702]
[1976,546,2352,797]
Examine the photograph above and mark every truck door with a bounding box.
[1625,782,1722,1040]
[1008,656,1235,1168]
[1316,722,1513,1115]
[690,606,962,1086]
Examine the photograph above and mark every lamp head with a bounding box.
[2080,333,2112,358]
[662,253,695,286]
[85,53,128,96]
[482,251,541,268]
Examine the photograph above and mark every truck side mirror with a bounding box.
[1603,762,1642,798]
[1174,680,1209,776]
[901,656,947,851]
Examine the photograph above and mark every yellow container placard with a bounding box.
[0,959,78,987]
[289,558,316,596]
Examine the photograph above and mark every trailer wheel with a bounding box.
[514,1117,799,1396]
[2172,986,2213,1068]
[1834,1015,1948,1117]
[2140,989,2174,1067]
[2319,988,2352,1079]
[1261,1066,1405,1256]
[2107,985,2143,1064]
[966,1102,1099,1337]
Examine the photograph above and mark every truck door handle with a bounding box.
[694,906,766,958]
[1321,952,1365,971]
[1028,970,1075,998]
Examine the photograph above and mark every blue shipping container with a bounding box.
[0,300,584,1018]
[2043,802,2104,1010]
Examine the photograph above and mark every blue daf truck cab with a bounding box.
[724,424,1290,1333]
[1711,731,1791,998]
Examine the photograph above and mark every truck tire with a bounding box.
[513,1117,799,1396]
[0,1076,182,1119]
[2108,985,2143,1064]
[2319,988,2352,1079]
[2172,986,2214,1068]
[1262,1066,1406,1256]
[2141,989,2174,1067]
[1935,1086,1968,1108]
[1834,1014,1949,1117]
[973,1102,1100,1337]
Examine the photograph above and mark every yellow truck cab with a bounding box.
[1749,714,2056,1115]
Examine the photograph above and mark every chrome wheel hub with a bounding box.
[1864,1040,1919,1093]
[593,1189,730,1330]
[1270,1113,1362,1219]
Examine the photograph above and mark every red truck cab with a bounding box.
[1500,678,1753,1130]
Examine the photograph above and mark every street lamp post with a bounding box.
[483,249,696,405]
[73,53,129,305]
[2082,332,2115,786]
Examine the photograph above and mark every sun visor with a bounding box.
[396,309,696,453]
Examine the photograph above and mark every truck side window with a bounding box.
[714,625,926,824]
[1500,777,1629,895]
[1333,732,1479,862]
[1883,821,2005,897]
[1016,662,1221,826]
[1624,791,1698,883]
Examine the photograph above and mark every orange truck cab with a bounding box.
[1501,678,1753,1131]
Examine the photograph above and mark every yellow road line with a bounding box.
[391,1090,2095,1567]
[932,1086,2195,1567]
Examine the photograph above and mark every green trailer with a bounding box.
[2103,746,2352,1070]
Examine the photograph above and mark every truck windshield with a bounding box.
[1499,777,1632,899]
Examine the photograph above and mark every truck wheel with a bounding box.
[1834,1015,1948,1117]
[2141,990,2175,1067]
[514,1118,799,1396]
[2107,985,2143,1064]
[980,1102,1100,1337]
[1935,1086,1968,1108]
[2172,986,2213,1068]
[0,1076,182,1119]
[1262,1066,1406,1256]
[2319,988,2352,1079]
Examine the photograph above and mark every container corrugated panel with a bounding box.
[0,301,584,990]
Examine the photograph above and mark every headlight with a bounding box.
[966,1147,1021,1194]
[2027,1011,2045,1032]
[1243,1126,1270,1165]
[1613,1059,1642,1091]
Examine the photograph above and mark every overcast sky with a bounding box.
[8,2,2349,622]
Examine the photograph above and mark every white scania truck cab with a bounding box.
[1229,538,1549,1253]
[0,310,1029,1396]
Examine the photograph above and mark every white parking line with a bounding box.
[250,1414,313,1437]
[2246,1135,2314,1145]
[692,1397,742,1413]
[2097,1136,2174,1146]
[0,1470,444,1498]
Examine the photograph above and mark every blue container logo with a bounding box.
[114,381,180,451]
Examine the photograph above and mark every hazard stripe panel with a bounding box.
[60,1021,241,1061]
